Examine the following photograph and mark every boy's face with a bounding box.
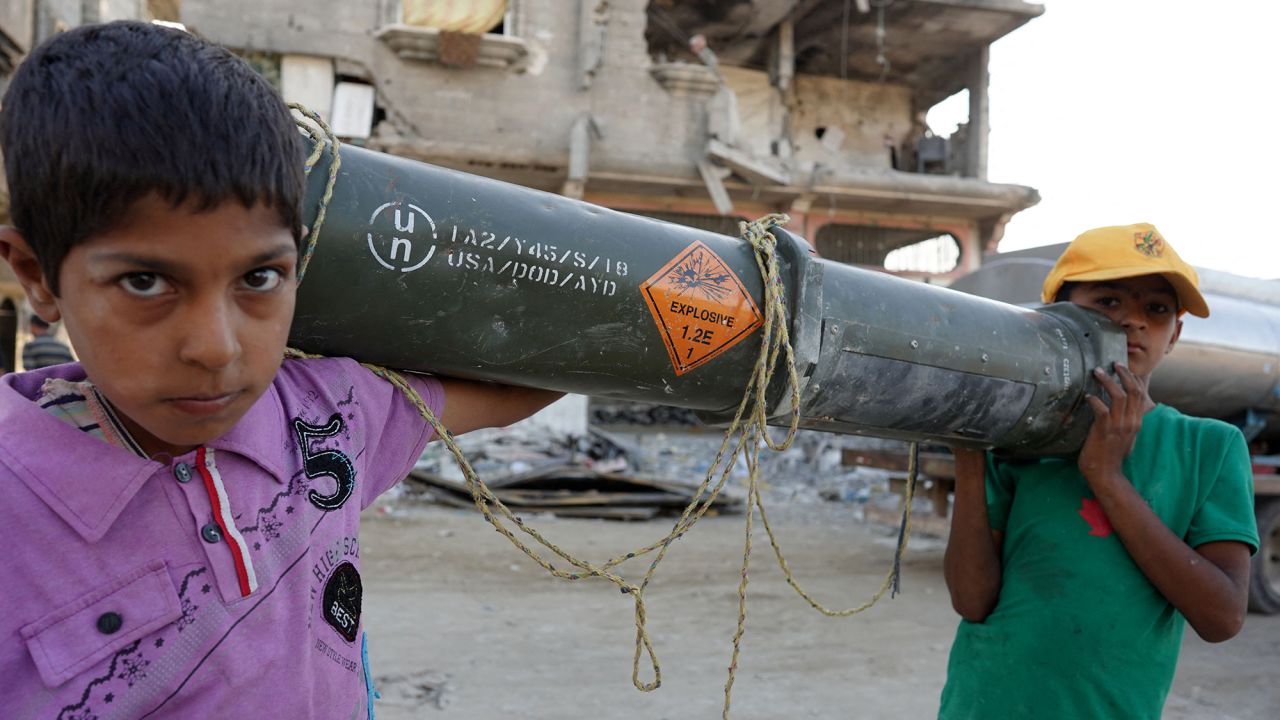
[9,194,298,457]
[1066,274,1183,380]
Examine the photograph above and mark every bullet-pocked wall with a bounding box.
[177,0,1037,284]
[174,0,708,187]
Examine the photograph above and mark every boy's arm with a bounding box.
[1081,365,1250,643]
[436,378,564,436]
[943,447,1005,622]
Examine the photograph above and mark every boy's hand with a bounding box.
[1075,365,1251,643]
[1079,364,1152,486]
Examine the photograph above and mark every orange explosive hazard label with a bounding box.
[640,240,764,376]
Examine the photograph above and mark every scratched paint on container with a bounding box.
[640,241,763,375]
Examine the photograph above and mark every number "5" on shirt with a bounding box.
[294,414,356,511]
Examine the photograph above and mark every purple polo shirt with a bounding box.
[0,358,443,719]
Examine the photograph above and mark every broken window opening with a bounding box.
[926,89,970,138]
[815,224,960,275]
[397,0,511,36]
[884,235,961,274]
[644,1,699,65]
[378,1,528,70]
[911,88,969,175]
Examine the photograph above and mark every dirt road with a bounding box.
[361,501,1279,719]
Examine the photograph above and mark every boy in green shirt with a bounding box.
[939,223,1259,719]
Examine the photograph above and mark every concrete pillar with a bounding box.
[965,46,990,180]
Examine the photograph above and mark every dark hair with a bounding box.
[30,315,51,330]
[0,21,305,293]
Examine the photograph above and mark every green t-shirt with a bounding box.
[939,404,1258,720]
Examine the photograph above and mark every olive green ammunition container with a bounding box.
[292,144,1124,456]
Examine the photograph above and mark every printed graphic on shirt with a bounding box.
[174,567,211,633]
[57,567,208,720]
[1079,498,1114,537]
[323,561,363,642]
[314,636,360,675]
[238,470,311,557]
[312,535,361,637]
[56,639,142,720]
[293,413,357,511]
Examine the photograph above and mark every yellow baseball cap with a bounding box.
[1040,222,1209,318]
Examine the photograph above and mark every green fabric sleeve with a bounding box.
[984,452,1017,532]
[1186,426,1259,554]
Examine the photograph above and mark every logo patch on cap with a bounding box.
[1134,230,1164,258]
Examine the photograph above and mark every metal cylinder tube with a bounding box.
[291,144,1123,455]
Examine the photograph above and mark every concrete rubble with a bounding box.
[396,421,944,532]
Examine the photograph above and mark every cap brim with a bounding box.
[1057,266,1210,318]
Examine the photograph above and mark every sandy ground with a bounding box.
[359,500,1280,720]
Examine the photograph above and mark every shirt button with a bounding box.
[97,612,124,635]
[201,522,222,543]
[174,462,193,483]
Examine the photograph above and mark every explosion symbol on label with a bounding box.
[640,241,764,375]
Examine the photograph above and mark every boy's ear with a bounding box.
[0,226,61,322]
[1165,318,1184,355]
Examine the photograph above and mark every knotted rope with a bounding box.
[288,105,919,719]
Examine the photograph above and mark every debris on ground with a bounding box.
[405,426,746,520]
[590,401,701,427]
[404,463,744,521]
[400,422,951,529]
[373,670,453,711]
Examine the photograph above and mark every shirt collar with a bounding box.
[0,365,160,543]
[209,381,290,484]
[0,365,289,543]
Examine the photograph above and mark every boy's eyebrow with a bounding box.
[88,252,183,274]
[89,243,297,272]
[245,244,300,266]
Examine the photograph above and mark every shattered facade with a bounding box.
[0,0,1043,373]
[185,0,1041,281]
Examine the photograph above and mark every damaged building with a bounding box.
[0,0,1042,374]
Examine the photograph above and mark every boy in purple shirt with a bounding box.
[0,21,558,718]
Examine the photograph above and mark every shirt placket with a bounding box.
[169,448,259,602]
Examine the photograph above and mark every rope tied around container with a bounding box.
[288,105,919,719]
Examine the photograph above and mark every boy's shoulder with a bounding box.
[1146,403,1245,446]
[270,354,364,402]
[262,357,444,480]
[244,355,441,454]
[269,356,440,428]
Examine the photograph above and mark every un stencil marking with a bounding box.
[366,201,438,273]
